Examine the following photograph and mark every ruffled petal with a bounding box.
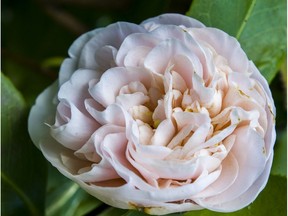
[85,99,125,126]
[51,100,99,150]
[116,33,160,66]
[79,22,146,70]
[196,126,266,208]
[141,13,205,31]
[58,69,100,113]
[191,28,249,73]
[194,153,238,198]
[144,39,202,75]
[89,67,152,107]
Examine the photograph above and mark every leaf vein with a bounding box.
[1,172,40,216]
[236,0,257,39]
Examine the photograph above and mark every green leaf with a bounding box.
[271,129,287,176]
[280,58,287,88]
[187,0,287,83]
[122,210,183,216]
[46,164,102,216]
[1,73,47,216]
[41,57,65,69]
[183,175,287,216]
[97,207,128,216]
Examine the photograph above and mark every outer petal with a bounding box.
[28,81,58,148]
[79,22,146,70]
[51,100,99,150]
[116,33,160,66]
[190,28,249,73]
[144,38,202,75]
[195,126,267,210]
[194,153,239,198]
[141,13,205,31]
[59,28,102,85]
[58,69,100,113]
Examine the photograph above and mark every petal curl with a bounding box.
[51,100,99,150]
[79,22,146,70]
[89,67,152,107]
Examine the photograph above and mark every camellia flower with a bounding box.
[28,14,276,215]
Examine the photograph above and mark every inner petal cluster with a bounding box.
[52,25,269,192]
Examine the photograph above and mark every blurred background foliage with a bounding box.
[1,0,287,215]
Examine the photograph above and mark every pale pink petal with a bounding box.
[123,46,152,67]
[197,126,266,206]
[249,62,276,115]
[194,153,239,198]
[58,69,100,113]
[76,163,120,182]
[94,45,118,71]
[172,55,195,88]
[167,124,195,149]
[85,99,125,126]
[69,28,103,58]
[144,39,201,75]
[58,28,102,85]
[51,100,99,150]
[191,28,249,73]
[151,119,176,146]
[173,111,210,131]
[141,13,205,31]
[182,123,211,155]
[152,99,166,123]
[129,142,221,180]
[116,33,160,66]
[28,81,58,147]
[171,71,187,93]
[89,67,152,107]
[79,22,146,70]
[212,154,273,212]
[192,72,216,106]
[116,92,150,110]
[58,58,77,86]
[223,87,268,135]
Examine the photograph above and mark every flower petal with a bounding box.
[28,81,58,148]
[58,69,100,113]
[141,13,205,31]
[89,67,152,107]
[191,28,249,73]
[196,126,267,207]
[51,100,99,150]
[79,22,146,70]
[194,153,239,198]
[85,99,125,126]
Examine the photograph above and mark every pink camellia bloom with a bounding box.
[28,14,276,215]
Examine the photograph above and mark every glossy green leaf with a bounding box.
[271,129,287,176]
[187,0,287,83]
[98,207,128,216]
[46,164,102,216]
[280,58,287,88]
[1,72,47,216]
[123,210,183,216]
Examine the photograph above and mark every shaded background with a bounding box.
[1,0,287,216]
